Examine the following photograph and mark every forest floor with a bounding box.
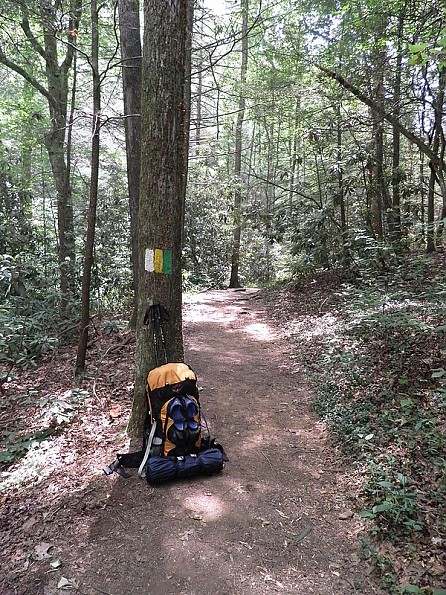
[0,285,428,595]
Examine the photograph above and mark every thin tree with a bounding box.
[75,0,101,379]
[128,0,191,438]
[229,0,249,288]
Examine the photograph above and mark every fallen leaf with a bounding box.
[109,406,122,419]
[292,525,313,543]
[338,510,354,520]
[23,516,38,532]
[34,542,53,560]
[178,529,194,541]
[57,577,78,589]
[50,558,63,569]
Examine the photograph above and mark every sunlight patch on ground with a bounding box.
[242,322,276,342]
[288,313,341,340]
[184,304,239,324]
[240,430,275,453]
[182,492,226,522]
[0,439,62,491]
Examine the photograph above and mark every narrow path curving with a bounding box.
[74,289,384,595]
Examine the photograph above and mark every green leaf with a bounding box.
[372,502,393,513]
[377,481,393,488]
[358,509,375,518]
[433,589,446,595]
[400,398,413,408]
[407,43,428,53]
[401,586,423,594]
[432,368,446,379]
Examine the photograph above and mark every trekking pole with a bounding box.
[154,304,169,364]
[143,304,161,366]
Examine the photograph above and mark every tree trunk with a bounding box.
[128,0,191,438]
[193,1,204,150]
[336,102,347,234]
[229,0,249,289]
[369,19,390,241]
[390,6,405,245]
[118,0,142,327]
[39,1,82,312]
[426,70,446,252]
[289,96,300,216]
[75,0,101,380]
[181,0,194,236]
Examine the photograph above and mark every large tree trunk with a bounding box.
[128,0,191,438]
[229,0,249,289]
[118,0,142,326]
[75,0,101,380]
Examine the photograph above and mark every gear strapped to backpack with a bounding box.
[104,305,227,485]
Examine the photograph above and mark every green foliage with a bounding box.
[0,249,65,368]
[360,464,424,535]
[301,254,446,591]
[183,159,234,289]
[91,162,133,313]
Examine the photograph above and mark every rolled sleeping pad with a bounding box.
[145,448,225,485]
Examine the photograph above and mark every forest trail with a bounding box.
[2,289,385,595]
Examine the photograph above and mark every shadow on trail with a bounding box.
[36,290,384,595]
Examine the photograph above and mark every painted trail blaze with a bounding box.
[145,248,172,274]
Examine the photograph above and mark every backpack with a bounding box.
[104,362,227,484]
[146,363,201,457]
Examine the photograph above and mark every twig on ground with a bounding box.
[292,525,313,544]
[261,450,274,470]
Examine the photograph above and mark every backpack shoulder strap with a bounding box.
[138,420,157,479]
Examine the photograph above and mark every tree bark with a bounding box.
[128,0,191,438]
[390,5,405,245]
[118,0,142,326]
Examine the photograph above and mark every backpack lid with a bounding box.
[147,363,197,392]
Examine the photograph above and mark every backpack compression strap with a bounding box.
[103,420,157,479]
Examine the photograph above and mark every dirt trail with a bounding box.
[3,289,384,594]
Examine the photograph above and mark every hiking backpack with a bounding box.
[104,304,226,485]
[104,362,226,484]
[146,363,201,457]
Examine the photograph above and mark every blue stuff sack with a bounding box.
[145,448,224,485]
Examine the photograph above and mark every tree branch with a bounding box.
[0,46,57,110]
[314,63,445,169]
[20,8,47,61]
